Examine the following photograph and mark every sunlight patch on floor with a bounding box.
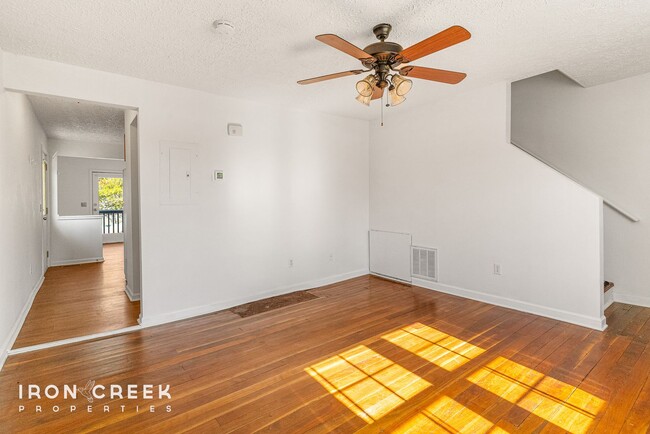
[382,323,485,371]
[305,344,432,423]
[305,324,603,432]
[466,356,604,433]
[393,396,510,434]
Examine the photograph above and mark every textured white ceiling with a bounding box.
[2,1,650,120]
[27,94,124,144]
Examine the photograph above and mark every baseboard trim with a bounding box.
[370,272,412,285]
[140,268,369,328]
[8,325,142,356]
[413,278,606,331]
[50,257,104,267]
[0,275,45,371]
[3,269,369,361]
[613,290,650,308]
[124,284,140,302]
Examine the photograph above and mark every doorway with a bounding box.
[9,92,142,349]
[92,171,125,244]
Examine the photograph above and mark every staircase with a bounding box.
[511,69,650,309]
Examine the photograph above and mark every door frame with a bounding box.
[5,89,143,348]
[41,150,50,273]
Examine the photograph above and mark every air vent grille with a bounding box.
[412,246,438,281]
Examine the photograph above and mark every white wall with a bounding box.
[2,52,370,325]
[49,216,103,266]
[47,137,126,267]
[48,138,123,159]
[50,155,125,265]
[0,52,48,364]
[370,82,604,329]
[512,70,650,307]
[56,155,125,216]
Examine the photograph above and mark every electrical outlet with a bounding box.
[493,264,502,275]
[289,259,294,268]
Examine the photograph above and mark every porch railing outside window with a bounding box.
[100,210,123,234]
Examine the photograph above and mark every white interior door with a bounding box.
[92,171,125,244]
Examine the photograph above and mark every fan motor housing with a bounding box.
[363,41,403,57]
[362,41,404,69]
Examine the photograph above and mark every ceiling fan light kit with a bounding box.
[298,22,471,113]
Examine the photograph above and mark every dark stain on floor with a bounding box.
[229,290,319,318]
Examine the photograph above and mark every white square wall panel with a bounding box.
[369,230,412,283]
[159,141,200,205]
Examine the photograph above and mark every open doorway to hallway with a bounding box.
[10,92,142,349]
[93,171,125,244]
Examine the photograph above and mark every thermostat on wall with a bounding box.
[227,123,243,136]
[213,170,224,181]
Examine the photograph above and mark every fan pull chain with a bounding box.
[380,91,384,127]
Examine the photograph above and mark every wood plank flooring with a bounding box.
[12,243,140,349]
[1,275,648,433]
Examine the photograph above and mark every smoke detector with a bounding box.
[212,20,235,35]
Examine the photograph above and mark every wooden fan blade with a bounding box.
[315,34,375,61]
[400,66,467,84]
[371,86,384,100]
[297,69,366,85]
[400,26,471,63]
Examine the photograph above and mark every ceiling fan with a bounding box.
[298,23,471,107]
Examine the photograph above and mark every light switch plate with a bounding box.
[227,123,243,136]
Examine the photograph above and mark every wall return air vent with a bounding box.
[412,246,438,281]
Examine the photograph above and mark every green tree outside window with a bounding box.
[98,177,124,210]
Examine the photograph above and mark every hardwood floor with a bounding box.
[1,275,649,433]
[12,243,140,349]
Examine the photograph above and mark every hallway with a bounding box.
[12,243,140,348]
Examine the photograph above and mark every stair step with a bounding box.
[604,281,615,293]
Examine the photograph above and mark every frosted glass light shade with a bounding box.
[389,86,405,106]
[356,75,377,97]
[356,93,371,106]
[392,74,413,96]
